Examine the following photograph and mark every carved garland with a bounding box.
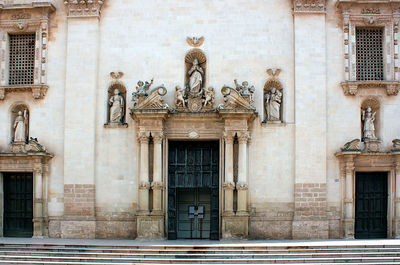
[64,0,105,18]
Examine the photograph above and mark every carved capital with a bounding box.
[223,181,235,190]
[151,181,164,190]
[236,182,248,191]
[64,0,105,18]
[223,131,235,145]
[293,0,326,14]
[344,198,353,204]
[137,132,149,144]
[237,132,250,144]
[152,132,164,144]
[139,181,151,190]
[33,167,42,175]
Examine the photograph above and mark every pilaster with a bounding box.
[62,2,104,238]
[394,154,400,238]
[292,0,328,239]
[223,131,235,215]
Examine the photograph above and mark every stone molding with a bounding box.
[341,81,400,96]
[236,182,248,190]
[64,0,105,18]
[139,181,151,190]
[293,0,326,14]
[0,85,48,100]
[151,181,163,190]
[0,3,54,100]
[222,181,235,190]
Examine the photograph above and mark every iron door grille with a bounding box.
[9,34,35,85]
[356,28,384,81]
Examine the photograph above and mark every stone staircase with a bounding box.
[0,240,399,264]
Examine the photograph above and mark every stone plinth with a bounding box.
[136,214,164,240]
[221,214,249,239]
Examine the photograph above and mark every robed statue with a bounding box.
[362,106,376,140]
[188,58,204,94]
[13,110,28,143]
[109,89,124,123]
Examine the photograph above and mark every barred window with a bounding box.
[356,28,384,81]
[9,34,35,85]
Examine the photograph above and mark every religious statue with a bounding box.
[264,87,282,122]
[132,78,154,107]
[203,87,215,107]
[109,89,124,123]
[188,58,204,95]
[234,79,255,104]
[13,110,28,143]
[362,106,376,140]
[175,86,186,108]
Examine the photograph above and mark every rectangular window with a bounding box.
[9,33,35,85]
[356,28,384,81]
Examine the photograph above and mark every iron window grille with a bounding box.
[9,33,35,85]
[356,28,384,81]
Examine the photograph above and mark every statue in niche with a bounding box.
[175,86,186,108]
[13,109,28,143]
[109,88,124,123]
[362,106,377,140]
[188,58,204,95]
[264,87,282,122]
[234,79,255,104]
[203,87,215,107]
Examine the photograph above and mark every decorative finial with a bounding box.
[110,72,124,80]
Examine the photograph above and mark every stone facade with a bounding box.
[0,0,399,240]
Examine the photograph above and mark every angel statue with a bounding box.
[13,109,28,143]
[188,58,204,95]
[362,106,376,140]
[175,86,186,108]
[135,78,154,97]
[234,79,255,103]
[203,87,215,107]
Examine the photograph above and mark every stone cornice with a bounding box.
[0,85,48,100]
[64,0,105,18]
[336,0,400,14]
[293,0,326,14]
[340,81,400,96]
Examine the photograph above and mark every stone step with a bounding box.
[0,262,399,265]
[0,250,399,258]
[1,254,400,263]
[1,247,399,254]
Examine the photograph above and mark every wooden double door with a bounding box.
[168,141,219,240]
[355,172,388,239]
[3,172,33,237]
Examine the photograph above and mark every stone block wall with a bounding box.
[292,183,329,239]
[64,184,95,216]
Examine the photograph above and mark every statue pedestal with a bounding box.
[364,139,381,152]
[136,214,164,240]
[221,213,249,239]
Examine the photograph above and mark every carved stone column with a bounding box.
[138,132,150,214]
[343,157,355,239]
[237,132,249,214]
[223,131,235,214]
[152,132,163,214]
[394,154,400,238]
[33,166,44,237]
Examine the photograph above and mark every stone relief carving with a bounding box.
[109,89,125,123]
[203,87,215,108]
[110,71,123,80]
[64,0,105,18]
[293,0,326,13]
[131,79,168,110]
[392,139,400,152]
[9,137,48,153]
[186,36,204,48]
[13,109,28,143]
[219,80,256,110]
[341,139,361,152]
[263,69,283,123]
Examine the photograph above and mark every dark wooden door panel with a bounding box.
[355,172,387,239]
[168,141,219,240]
[4,172,33,237]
